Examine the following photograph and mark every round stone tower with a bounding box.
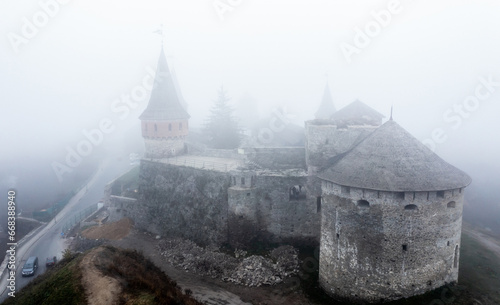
[317,120,471,303]
[140,47,190,158]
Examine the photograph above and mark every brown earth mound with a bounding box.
[82,217,133,240]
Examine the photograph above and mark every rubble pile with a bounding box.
[157,238,238,278]
[157,239,300,287]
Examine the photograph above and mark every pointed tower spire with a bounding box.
[314,81,337,120]
[140,47,189,121]
[139,46,190,158]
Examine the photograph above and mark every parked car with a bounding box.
[22,256,38,277]
[46,256,57,267]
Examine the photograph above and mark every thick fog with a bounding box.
[1,0,499,230]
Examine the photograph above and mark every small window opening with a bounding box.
[241,177,245,186]
[395,192,405,200]
[437,191,445,198]
[233,177,236,185]
[404,204,418,210]
[447,201,456,208]
[316,196,322,213]
[179,122,182,130]
[336,233,340,239]
[154,124,158,132]
[402,244,408,251]
[246,193,250,196]
[447,241,450,246]
[289,185,306,200]
[168,123,172,131]
[341,186,350,195]
[357,200,370,208]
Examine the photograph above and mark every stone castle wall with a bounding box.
[144,138,186,158]
[244,147,306,169]
[227,171,320,248]
[128,160,230,245]
[115,160,321,247]
[318,181,464,302]
[305,122,376,169]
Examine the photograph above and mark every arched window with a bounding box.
[357,200,370,208]
[168,123,172,131]
[447,201,456,208]
[404,204,418,210]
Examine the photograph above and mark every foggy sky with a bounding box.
[1,0,500,208]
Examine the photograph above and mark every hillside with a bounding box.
[2,246,202,305]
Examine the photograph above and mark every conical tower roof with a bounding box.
[318,120,471,191]
[315,82,336,119]
[331,99,384,125]
[140,47,190,121]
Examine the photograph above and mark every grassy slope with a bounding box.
[2,246,203,305]
[2,254,86,305]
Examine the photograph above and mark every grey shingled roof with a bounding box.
[315,83,336,119]
[318,120,471,191]
[330,99,384,124]
[139,48,190,121]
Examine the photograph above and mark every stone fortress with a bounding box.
[110,48,472,303]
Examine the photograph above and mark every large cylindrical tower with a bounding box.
[317,120,471,303]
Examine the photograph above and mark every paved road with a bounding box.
[0,157,135,302]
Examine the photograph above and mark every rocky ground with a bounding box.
[69,217,499,305]
[157,238,299,287]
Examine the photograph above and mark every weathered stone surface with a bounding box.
[157,238,299,287]
[318,182,464,303]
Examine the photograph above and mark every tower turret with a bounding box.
[140,47,190,158]
[317,120,471,303]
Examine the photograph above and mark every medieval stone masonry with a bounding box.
[110,48,471,303]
